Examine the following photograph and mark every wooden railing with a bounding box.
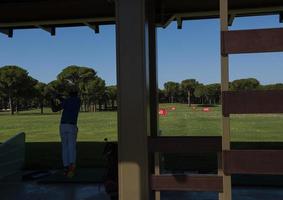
[148,136,222,153]
[219,7,283,200]
[148,136,222,192]
[151,174,223,192]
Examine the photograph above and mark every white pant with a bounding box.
[60,124,78,167]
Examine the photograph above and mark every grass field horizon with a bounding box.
[1,103,283,142]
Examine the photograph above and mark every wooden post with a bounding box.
[148,0,160,199]
[116,0,150,199]
[219,0,232,200]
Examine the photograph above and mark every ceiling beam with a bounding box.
[0,17,115,28]
[36,25,56,36]
[84,22,100,34]
[167,6,283,21]
[0,28,13,37]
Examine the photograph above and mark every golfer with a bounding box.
[51,88,81,177]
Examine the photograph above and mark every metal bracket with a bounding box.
[84,22,100,34]
[0,28,13,38]
[228,14,235,26]
[37,25,56,36]
[177,17,183,29]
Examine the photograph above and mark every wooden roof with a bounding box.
[0,0,282,30]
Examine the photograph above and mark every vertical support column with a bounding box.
[219,0,232,200]
[148,1,160,200]
[116,0,150,200]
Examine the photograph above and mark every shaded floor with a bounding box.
[163,187,283,200]
[1,183,283,200]
[0,183,110,200]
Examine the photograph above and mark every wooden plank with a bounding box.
[224,150,283,175]
[222,90,283,116]
[222,28,283,54]
[220,0,232,199]
[148,136,222,153]
[151,174,223,192]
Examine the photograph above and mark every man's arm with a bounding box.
[51,99,62,112]
[50,95,65,112]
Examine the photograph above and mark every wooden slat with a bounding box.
[148,136,222,153]
[224,150,283,175]
[222,28,283,54]
[222,90,283,116]
[151,174,223,192]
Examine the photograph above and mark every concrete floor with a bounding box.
[1,183,283,200]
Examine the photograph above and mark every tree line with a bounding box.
[1,65,283,115]
[160,78,283,105]
[0,65,117,115]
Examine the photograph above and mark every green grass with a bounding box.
[0,103,283,142]
[159,104,283,141]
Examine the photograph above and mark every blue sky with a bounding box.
[0,15,282,88]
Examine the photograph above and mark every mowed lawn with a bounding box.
[0,103,283,142]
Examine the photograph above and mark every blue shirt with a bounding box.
[60,96,81,125]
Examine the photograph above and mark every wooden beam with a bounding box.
[171,6,283,19]
[0,1,115,26]
[151,174,223,192]
[222,90,283,116]
[0,17,115,28]
[84,22,100,34]
[0,28,13,38]
[224,150,283,175]
[219,0,232,199]
[116,0,150,199]
[222,28,283,54]
[156,6,283,27]
[148,0,160,199]
[148,136,222,153]
[0,3,283,29]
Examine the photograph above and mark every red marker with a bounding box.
[203,107,210,112]
[159,109,168,116]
